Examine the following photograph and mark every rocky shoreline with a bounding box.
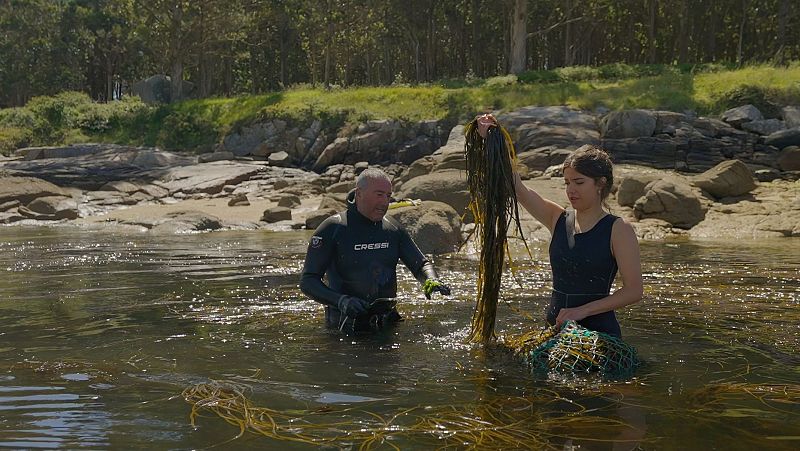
[1,105,798,252]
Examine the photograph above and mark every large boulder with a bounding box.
[721,104,763,127]
[386,201,462,254]
[23,196,79,220]
[305,208,338,230]
[0,176,66,205]
[312,137,350,172]
[261,207,292,223]
[395,170,470,218]
[148,211,223,233]
[634,179,705,229]
[692,159,757,199]
[600,110,656,139]
[159,161,262,195]
[131,74,194,104]
[516,124,600,150]
[741,119,785,136]
[616,174,659,207]
[777,146,800,171]
[516,146,573,171]
[783,106,800,128]
[764,128,800,149]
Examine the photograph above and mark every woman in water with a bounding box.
[478,114,643,337]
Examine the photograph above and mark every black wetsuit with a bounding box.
[300,191,437,332]
[547,212,622,337]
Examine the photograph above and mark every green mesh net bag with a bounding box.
[504,320,640,377]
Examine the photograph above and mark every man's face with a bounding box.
[355,178,392,222]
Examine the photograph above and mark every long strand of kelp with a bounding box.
[464,118,529,343]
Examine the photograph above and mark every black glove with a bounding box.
[423,279,451,300]
[337,295,369,317]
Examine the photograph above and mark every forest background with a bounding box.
[1,0,799,153]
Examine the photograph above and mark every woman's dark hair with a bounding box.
[562,144,614,207]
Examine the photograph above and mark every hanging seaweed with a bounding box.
[464,115,529,343]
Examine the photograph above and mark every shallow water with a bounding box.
[0,227,798,449]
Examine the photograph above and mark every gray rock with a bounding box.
[516,124,600,150]
[326,180,354,194]
[98,181,140,194]
[199,151,235,163]
[765,128,800,149]
[268,151,291,167]
[692,159,757,199]
[0,176,66,205]
[354,161,369,175]
[396,170,470,219]
[312,137,350,172]
[0,199,21,212]
[228,193,250,206]
[148,211,223,233]
[223,122,277,156]
[386,201,462,254]
[24,196,79,220]
[277,195,301,208]
[654,111,687,134]
[435,154,466,171]
[305,208,338,230]
[778,146,800,171]
[617,174,659,207]
[517,146,573,171]
[396,157,435,184]
[318,196,346,211]
[634,179,705,228]
[721,104,764,127]
[0,210,25,224]
[741,119,785,136]
[782,106,800,128]
[754,168,781,182]
[131,74,194,104]
[159,161,262,195]
[261,207,292,223]
[600,110,656,139]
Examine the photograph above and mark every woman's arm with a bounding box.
[555,219,643,326]
[514,172,565,233]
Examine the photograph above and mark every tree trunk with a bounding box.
[776,0,789,63]
[737,0,747,66]
[647,0,658,64]
[509,0,527,74]
[678,0,689,63]
[169,4,184,102]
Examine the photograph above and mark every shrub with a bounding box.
[714,85,783,118]
[517,70,561,84]
[157,110,218,150]
[598,63,637,80]
[485,74,518,87]
[0,126,32,155]
[554,66,600,82]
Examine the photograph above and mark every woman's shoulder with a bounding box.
[610,216,638,240]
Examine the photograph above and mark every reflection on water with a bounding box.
[0,226,798,449]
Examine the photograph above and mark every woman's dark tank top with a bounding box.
[547,211,621,337]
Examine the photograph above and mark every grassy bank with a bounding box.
[2,63,800,155]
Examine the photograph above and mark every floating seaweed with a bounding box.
[182,379,636,449]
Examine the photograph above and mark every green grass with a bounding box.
[2,63,800,155]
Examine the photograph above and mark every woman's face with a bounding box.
[563,166,603,210]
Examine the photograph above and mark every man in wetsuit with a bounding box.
[299,168,451,333]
